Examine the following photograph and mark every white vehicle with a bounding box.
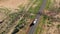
[33,19,37,24]
[30,19,38,27]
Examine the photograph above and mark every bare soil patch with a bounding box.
[0,0,29,9]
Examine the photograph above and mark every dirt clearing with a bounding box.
[0,0,29,9]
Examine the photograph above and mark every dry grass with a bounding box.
[52,0,60,8]
[0,12,7,21]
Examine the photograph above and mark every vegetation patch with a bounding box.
[29,0,42,14]
[34,15,48,34]
[28,0,43,14]
[45,0,51,9]
[57,24,60,28]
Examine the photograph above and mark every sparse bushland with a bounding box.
[45,0,60,21]
[0,8,25,34]
[43,0,60,34]
[46,0,60,11]
[0,0,43,34]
